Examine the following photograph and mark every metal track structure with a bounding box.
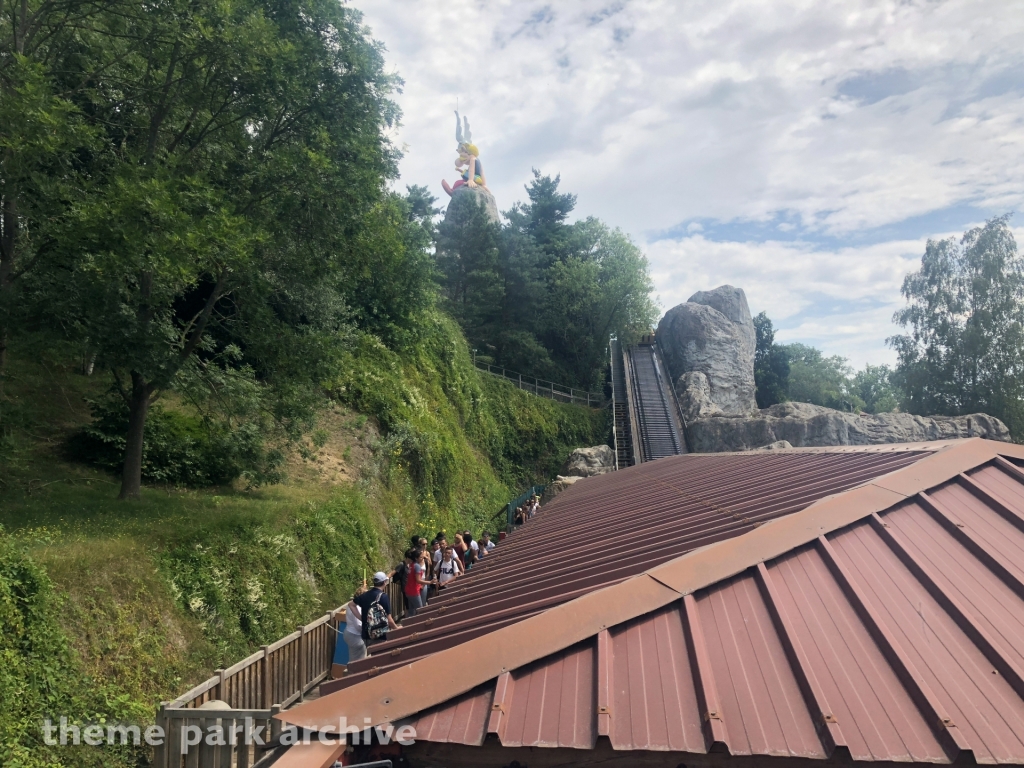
[608,338,637,469]
[610,337,684,466]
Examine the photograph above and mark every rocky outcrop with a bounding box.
[561,445,615,477]
[676,371,724,422]
[445,184,499,225]
[540,475,582,504]
[686,402,1010,452]
[657,286,757,417]
[542,445,615,503]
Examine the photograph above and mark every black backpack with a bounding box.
[365,592,389,640]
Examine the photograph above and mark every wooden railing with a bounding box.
[474,360,604,407]
[167,609,343,710]
[154,608,345,767]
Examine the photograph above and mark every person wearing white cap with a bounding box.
[352,571,401,650]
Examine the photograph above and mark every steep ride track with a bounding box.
[626,343,686,461]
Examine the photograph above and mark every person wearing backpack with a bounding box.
[353,572,401,648]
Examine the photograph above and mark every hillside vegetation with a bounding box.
[0,314,606,768]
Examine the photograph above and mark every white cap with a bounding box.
[372,571,388,585]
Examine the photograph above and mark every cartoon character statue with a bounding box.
[442,110,487,197]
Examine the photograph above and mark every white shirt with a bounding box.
[469,540,479,552]
[437,559,460,584]
[344,601,362,635]
[484,540,495,551]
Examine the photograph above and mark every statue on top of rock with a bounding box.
[441,110,488,197]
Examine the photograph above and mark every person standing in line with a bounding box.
[436,547,461,588]
[403,549,428,617]
[417,542,433,604]
[453,533,467,564]
[464,532,479,567]
[480,531,496,554]
[343,583,368,662]
[354,572,401,650]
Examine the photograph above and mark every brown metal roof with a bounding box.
[325,446,931,693]
[282,438,1024,766]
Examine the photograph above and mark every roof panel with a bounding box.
[608,605,704,752]
[290,441,1024,766]
[329,449,930,692]
[701,573,826,758]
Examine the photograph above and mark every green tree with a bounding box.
[26,0,404,499]
[889,216,1024,435]
[542,222,657,388]
[435,193,504,347]
[783,343,864,412]
[0,0,113,401]
[752,311,790,407]
[850,364,899,414]
[438,171,658,389]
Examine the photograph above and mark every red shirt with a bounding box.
[404,563,422,597]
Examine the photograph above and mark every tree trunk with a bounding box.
[0,324,7,407]
[118,372,152,500]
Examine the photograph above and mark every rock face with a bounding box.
[657,283,1011,452]
[657,285,757,417]
[541,445,615,503]
[686,402,1010,452]
[561,445,615,478]
[445,184,499,225]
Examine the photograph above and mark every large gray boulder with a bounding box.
[686,402,1010,452]
[444,184,499,225]
[657,286,757,417]
[561,445,615,477]
[542,445,616,504]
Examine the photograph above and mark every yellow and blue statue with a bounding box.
[442,110,487,197]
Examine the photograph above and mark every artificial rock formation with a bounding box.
[445,184,500,226]
[542,445,615,503]
[656,284,1011,453]
[686,402,1010,452]
[561,445,615,477]
[657,285,757,417]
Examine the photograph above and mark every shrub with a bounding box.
[66,398,282,488]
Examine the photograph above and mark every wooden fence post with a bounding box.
[261,646,271,709]
[297,624,307,701]
[153,703,168,768]
[271,704,283,743]
[214,668,225,702]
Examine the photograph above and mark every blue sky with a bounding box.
[358,0,1024,367]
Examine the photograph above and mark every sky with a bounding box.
[357,0,1024,367]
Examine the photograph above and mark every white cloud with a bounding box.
[357,0,1024,365]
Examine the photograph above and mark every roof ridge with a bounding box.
[278,438,1023,736]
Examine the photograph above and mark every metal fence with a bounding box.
[474,361,604,407]
[506,484,545,531]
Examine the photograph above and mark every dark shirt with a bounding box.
[353,587,391,641]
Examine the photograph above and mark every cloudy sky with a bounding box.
[358,0,1024,367]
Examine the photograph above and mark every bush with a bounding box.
[66,398,282,488]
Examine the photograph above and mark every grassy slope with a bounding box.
[0,314,607,767]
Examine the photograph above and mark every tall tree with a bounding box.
[435,195,503,349]
[752,312,789,408]
[40,0,402,499]
[0,0,114,401]
[889,216,1024,435]
[782,343,862,411]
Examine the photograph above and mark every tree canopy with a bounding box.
[753,311,790,408]
[2,0,433,498]
[889,216,1024,435]
[436,171,658,390]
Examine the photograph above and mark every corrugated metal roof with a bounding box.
[326,447,931,692]
[282,439,1024,767]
